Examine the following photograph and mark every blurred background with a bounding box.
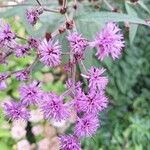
[0,0,150,150]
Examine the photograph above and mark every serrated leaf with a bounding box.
[77,12,149,26]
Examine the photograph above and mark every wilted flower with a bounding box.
[60,134,81,150]
[67,32,88,55]
[41,92,70,122]
[74,114,99,138]
[3,100,30,121]
[91,22,125,60]
[38,39,61,67]
[82,67,108,91]
[19,81,42,106]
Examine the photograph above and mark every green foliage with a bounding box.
[0,0,150,149]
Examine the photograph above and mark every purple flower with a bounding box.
[91,22,125,60]
[0,73,8,90]
[38,39,61,67]
[26,8,43,26]
[74,114,99,138]
[64,61,73,72]
[28,37,40,49]
[60,134,81,150]
[0,80,7,90]
[82,67,108,91]
[19,81,42,106]
[15,69,30,81]
[0,22,16,47]
[73,90,86,112]
[14,45,30,57]
[41,92,70,122]
[67,32,88,54]
[3,100,30,121]
[75,90,108,114]
[66,79,82,91]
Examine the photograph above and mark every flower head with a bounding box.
[0,22,16,47]
[3,100,30,121]
[92,22,125,60]
[73,90,87,113]
[28,37,40,49]
[67,32,88,54]
[60,134,81,150]
[15,69,30,81]
[75,90,108,114]
[41,92,70,122]
[19,81,42,106]
[74,114,99,138]
[66,79,82,91]
[82,67,108,91]
[15,45,30,57]
[26,8,43,26]
[38,39,61,67]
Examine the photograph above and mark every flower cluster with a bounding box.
[38,39,62,67]
[0,6,125,149]
[26,7,43,26]
[91,22,125,60]
[0,21,16,47]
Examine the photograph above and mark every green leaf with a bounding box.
[138,0,150,14]
[0,7,24,18]
[32,61,45,73]
[125,2,138,44]
[129,24,138,45]
[77,12,149,26]
[0,129,11,138]
[0,142,10,150]
[125,2,137,16]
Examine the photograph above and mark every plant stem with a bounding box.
[43,8,60,13]
[63,0,67,8]
[103,0,114,10]
[35,0,41,6]
[16,35,27,41]
[80,60,87,73]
